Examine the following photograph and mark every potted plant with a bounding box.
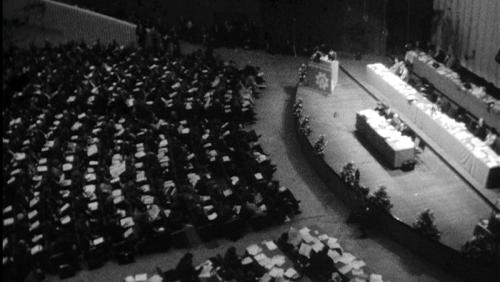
[299,116,311,136]
[413,209,440,241]
[368,185,393,212]
[313,134,327,156]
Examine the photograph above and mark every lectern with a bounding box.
[304,59,339,94]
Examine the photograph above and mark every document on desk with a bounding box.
[264,240,278,251]
[298,242,312,258]
[246,244,262,256]
[271,255,286,267]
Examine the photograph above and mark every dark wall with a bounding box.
[60,0,390,55]
[60,0,262,27]
[261,0,387,54]
[386,0,433,53]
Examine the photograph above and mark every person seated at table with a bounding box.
[374,102,387,116]
[400,62,409,82]
[473,118,488,141]
[223,246,241,270]
[174,252,200,282]
[310,47,323,63]
[388,114,403,131]
[327,49,337,61]
[435,95,445,112]
[308,246,338,279]
[433,46,446,63]
[389,57,405,76]
[443,45,457,69]
[485,129,499,154]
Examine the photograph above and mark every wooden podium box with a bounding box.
[304,60,339,94]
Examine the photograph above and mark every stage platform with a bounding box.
[297,55,498,250]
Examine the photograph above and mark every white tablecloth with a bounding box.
[407,51,500,133]
[367,63,500,187]
[356,109,415,168]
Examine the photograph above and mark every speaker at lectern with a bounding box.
[304,58,339,94]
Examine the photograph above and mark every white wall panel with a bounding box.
[433,0,500,87]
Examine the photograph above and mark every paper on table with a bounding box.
[60,215,71,225]
[30,197,39,208]
[260,273,273,282]
[350,260,366,269]
[327,237,341,249]
[318,234,329,241]
[269,267,284,278]
[37,166,48,172]
[299,226,310,235]
[301,232,315,244]
[120,217,135,228]
[246,244,262,256]
[87,144,98,156]
[328,249,342,263]
[241,257,253,265]
[311,240,325,252]
[135,273,147,281]
[3,205,12,214]
[123,228,134,238]
[264,240,278,251]
[112,189,122,197]
[88,201,98,211]
[223,189,233,197]
[93,237,104,246]
[254,253,267,261]
[338,263,354,275]
[32,234,43,243]
[4,218,14,226]
[351,268,367,278]
[207,212,218,221]
[198,266,213,279]
[28,210,38,220]
[369,274,383,282]
[284,268,298,279]
[271,255,286,267]
[31,244,43,255]
[298,243,312,258]
[338,252,356,264]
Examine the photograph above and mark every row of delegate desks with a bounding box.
[355,109,415,168]
[406,50,500,133]
[366,63,500,188]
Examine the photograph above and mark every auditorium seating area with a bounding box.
[123,226,385,282]
[2,39,300,281]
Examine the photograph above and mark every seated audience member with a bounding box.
[2,36,300,280]
[175,253,199,282]
[308,246,338,278]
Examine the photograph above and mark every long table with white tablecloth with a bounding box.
[406,51,500,133]
[356,109,415,168]
[367,63,500,187]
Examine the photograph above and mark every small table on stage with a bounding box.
[305,59,339,94]
[356,109,416,168]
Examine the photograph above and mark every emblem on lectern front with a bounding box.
[315,72,329,90]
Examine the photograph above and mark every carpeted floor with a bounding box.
[296,61,492,250]
[27,42,462,281]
